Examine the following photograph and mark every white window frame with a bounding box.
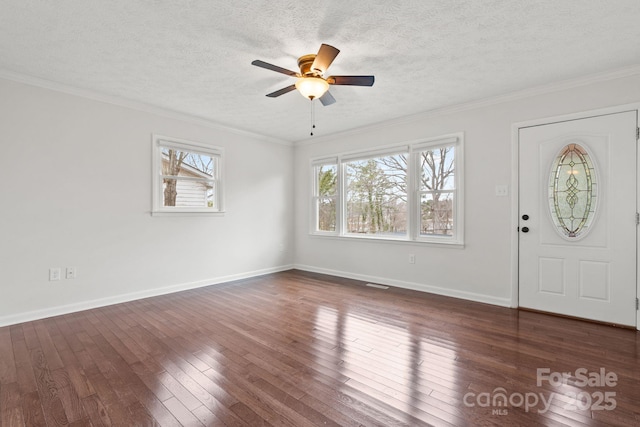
[310,133,464,245]
[342,147,410,240]
[151,134,224,216]
[311,157,339,235]
[410,136,464,244]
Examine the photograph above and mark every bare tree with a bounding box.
[183,153,214,176]
[379,147,455,234]
[421,148,455,191]
[421,147,455,234]
[162,149,188,206]
[379,154,408,202]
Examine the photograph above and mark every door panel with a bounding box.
[519,111,637,326]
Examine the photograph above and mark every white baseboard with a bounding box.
[1,263,513,328]
[0,264,294,327]
[293,264,512,308]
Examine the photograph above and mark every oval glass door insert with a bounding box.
[548,143,597,239]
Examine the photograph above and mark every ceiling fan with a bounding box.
[251,44,375,106]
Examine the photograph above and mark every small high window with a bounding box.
[152,135,224,215]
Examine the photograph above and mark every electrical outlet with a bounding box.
[49,268,61,281]
[66,267,77,279]
[409,254,415,264]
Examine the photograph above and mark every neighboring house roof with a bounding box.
[161,154,212,179]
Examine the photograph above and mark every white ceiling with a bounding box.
[1,1,640,143]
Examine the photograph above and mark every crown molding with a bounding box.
[4,63,639,149]
[0,69,293,147]
[295,64,640,147]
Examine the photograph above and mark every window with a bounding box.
[415,143,457,238]
[311,134,463,244]
[312,158,338,232]
[152,135,223,215]
[345,152,408,237]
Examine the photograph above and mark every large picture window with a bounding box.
[311,134,463,244]
[152,135,224,215]
[345,152,408,237]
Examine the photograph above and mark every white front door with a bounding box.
[519,111,638,326]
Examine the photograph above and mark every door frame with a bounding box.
[510,103,640,330]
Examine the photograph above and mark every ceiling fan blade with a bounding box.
[311,44,340,74]
[266,84,297,98]
[251,60,298,77]
[328,75,375,86]
[319,91,336,106]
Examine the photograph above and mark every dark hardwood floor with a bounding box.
[1,270,639,426]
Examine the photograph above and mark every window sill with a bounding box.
[151,210,226,217]
[309,232,464,249]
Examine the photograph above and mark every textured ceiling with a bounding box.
[1,1,640,143]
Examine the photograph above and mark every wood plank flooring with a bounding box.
[1,269,639,426]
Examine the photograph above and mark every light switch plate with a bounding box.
[495,185,509,197]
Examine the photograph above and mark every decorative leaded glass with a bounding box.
[548,143,597,238]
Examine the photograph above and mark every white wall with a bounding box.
[0,78,294,326]
[3,70,640,327]
[293,72,640,306]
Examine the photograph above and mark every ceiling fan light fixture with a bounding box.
[295,76,329,100]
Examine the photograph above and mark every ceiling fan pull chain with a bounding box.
[310,99,316,136]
